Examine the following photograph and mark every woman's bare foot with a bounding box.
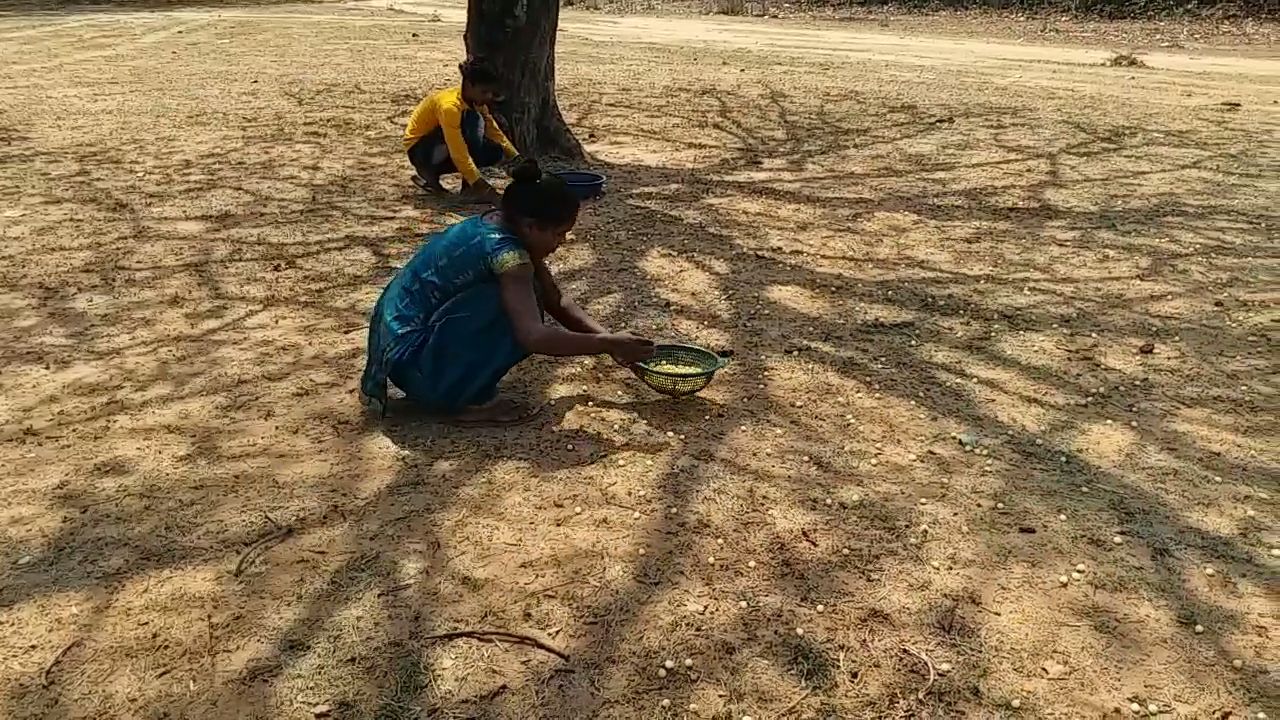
[450,396,542,426]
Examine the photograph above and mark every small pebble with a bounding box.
[1112,536,1125,545]
[1204,567,1216,577]
[707,556,716,565]
[1131,703,1143,714]
[684,658,693,668]
[657,668,668,679]
[632,511,641,519]
[663,659,675,670]
[1011,699,1021,709]
[996,502,1005,510]
[1075,563,1086,572]
[1058,575,1070,586]
[638,548,646,556]
[815,604,825,613]
[573,506,582,514]
[747,560,757,569]
[938,661,953,673]
[1148,703,1159,715]
[1071,571,1083,581]
[1194,624,1205,634]
[738,600,748,608]
[1232,659,1243,669]
[1058,514,1067,521]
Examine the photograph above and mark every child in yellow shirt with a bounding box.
[404,58,520,200]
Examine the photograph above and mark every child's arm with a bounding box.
[438,104,483,185]
[480,106,519,159]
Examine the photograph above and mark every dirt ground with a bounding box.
[1,1,1277,719]
[581,0,1278,50]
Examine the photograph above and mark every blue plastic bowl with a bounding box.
[553,170,606,200]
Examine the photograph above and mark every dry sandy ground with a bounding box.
[1,2,1278,719]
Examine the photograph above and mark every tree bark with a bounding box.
[465,0,583,160]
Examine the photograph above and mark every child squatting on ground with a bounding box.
[361,159,656,426]
[404,58,520,203]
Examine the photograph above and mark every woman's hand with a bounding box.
[603,333,655,365]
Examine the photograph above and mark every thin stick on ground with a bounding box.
[773,688,812,719]
[42,639,82,687]
[233,526,294,577]
[421,629,570,662]
[901,644,937,701]
[76,491,161,511]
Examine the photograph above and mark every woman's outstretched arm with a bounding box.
[533,259,607,334]
[500,265,653,362]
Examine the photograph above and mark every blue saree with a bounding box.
[361,215,534,416]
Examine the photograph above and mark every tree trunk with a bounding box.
[465,0,583,160]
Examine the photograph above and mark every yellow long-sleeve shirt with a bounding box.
[403,87,518,184]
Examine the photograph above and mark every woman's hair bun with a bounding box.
[510,157,542,184]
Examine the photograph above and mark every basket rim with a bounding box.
[637,343,726,379]
[552,170,606,185]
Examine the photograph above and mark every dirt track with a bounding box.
[0,2,1277,719]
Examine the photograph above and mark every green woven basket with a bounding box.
[634,344,729,398]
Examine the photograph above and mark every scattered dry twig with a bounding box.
[901,644,937,701]
[379,581,418,596]
[521,578,582,600]
[76,491,160,511]
[421,629,570,662]
[233,526,294,577]
[773,689,812,719]
[42,639,81,687]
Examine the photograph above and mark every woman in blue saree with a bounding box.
[361,159,654,424]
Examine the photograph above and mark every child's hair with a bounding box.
[502,158,580,228]
[459,57,501,88]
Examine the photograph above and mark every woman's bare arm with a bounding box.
[500,266,651,359]
[534,259,608,334]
